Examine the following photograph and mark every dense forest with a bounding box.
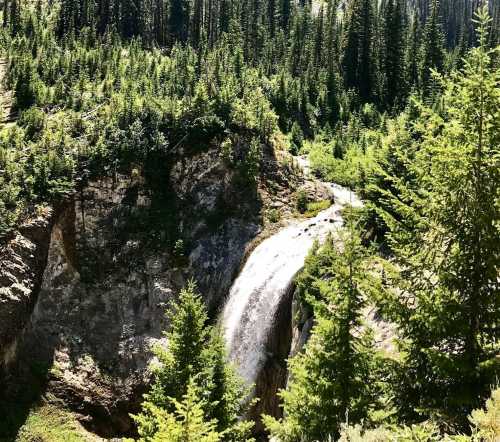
[0,0,499,440]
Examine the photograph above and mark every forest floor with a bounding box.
[14,403,104,442]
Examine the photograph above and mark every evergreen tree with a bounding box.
[169,0,190,42]
[191,0,204,47]
[381,7,500,428]
[405,11,421,91]
[419,0,445,97]
[204,329,253,439]
[145,281,208,411]
[313,5,324,68]
[383,0,407,108]
[134,378,223,442]
[280,0,291,34]
[342,0,377,102]
[134,281,253,441]
[8,0,21,34]
[264,226,385,441]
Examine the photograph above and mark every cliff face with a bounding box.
[0,208,54,370]
[0,141,299,436]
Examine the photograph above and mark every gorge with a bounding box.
[0,145,347,438]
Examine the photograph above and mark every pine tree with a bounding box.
[342,0,377,102]
[169,0,190,43]
[383,0,407,108]
[191,0,204,48]
[144,281,210,412]
[381,6,500,427]
[203,329,253,439]
[419,0,445,97]
[134,378,223,442]
[134,281,253,441]
[405,11,421,91]
[264,226,385,441]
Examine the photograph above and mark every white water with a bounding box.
[221,180,361,387]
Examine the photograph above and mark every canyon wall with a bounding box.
[0,142,301,435]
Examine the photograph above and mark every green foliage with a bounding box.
[467,387,500,441]
[0,0,490,240]
[338,422,442,442]
[289,121,303,155]
[420,0,446,98]
[266,208,281,223]
[16,404,93,442]
[303,199,331,218]
[264,226,389,441]
[337,388,500,441]
[304,117,382,189]
[295,189,308,214]
[134,378,222,442]
[1,1,499,438]
[375,7,500,428]
[133,281,253,441]
[240,137,262,183]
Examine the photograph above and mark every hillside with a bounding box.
[0,0,499,441]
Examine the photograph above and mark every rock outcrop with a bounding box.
[1,140,301,436]
[0,208,54,371]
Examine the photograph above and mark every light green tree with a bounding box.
[133,378,222,442]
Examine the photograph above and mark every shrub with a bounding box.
[296,189,308,214]
[304,199,331,218]
[266,208,281,223]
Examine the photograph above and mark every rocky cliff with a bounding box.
[0,139,302,436]
[0,208,55,370]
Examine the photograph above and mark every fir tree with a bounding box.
[134,282,253,441]
[134,377,223,442]
[419,0,445,97]
[264,226,385,441]
[169,0,190,43]
[405,11,421,91]
[383,0,407,108]
[342,0,377,102]
[381,6,500,428]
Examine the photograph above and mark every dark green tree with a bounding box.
[342,0,377,102]
[381,7,500,428]
[169,0,190,43]
[264,226,385,441]
[383,0,407,108]
[419,0,445,97]
[135,282,253,441]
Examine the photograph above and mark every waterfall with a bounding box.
[221,183,361,388]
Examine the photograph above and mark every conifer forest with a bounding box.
[0,0,499,440]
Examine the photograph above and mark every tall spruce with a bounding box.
[342,0,377,102]
[419,0,445,97]
[381,6,500,428]
[405,11,421,91]
[169,0,190,42]
[135,282,253,441]
[383,0,407,108]
[264,226,385,441]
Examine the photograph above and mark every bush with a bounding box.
[266,208,281,223]
[468,387,500,441]
[19,107,45,140]
[304,199,331,218]
[296,189,308,214]
[338,422,441,442]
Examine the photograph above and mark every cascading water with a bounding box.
[221,180,362,389]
